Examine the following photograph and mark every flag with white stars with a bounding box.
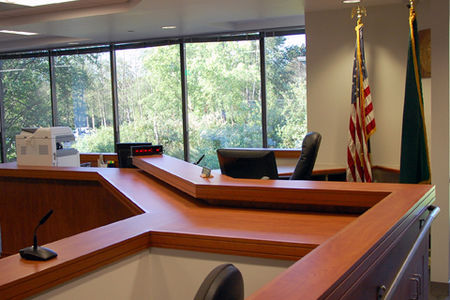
[347,21,376,182]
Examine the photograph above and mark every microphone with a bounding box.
[19,209,57,261]
[194,154,205,165]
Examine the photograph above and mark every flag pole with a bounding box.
[399,0,431,183]
[351,5,366,24]
[353,5,373,165]
[346,3,376,182]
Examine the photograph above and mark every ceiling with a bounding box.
[0,0,402,53]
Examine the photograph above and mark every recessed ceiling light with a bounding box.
[342,0,361,3]
[0,0,77,7]
[0,29,37,36]
[161,25,177,30]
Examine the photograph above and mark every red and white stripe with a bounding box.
[347,24,375,183]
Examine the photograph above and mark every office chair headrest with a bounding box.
[194,263,244,300]
[289,132,322,180]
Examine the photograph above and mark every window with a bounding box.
[116,45,184,159]
[0,29,306,164]
[54,52,114,153]
[186,40,262,168]
[266,33,307,148]
[0,57,52,161]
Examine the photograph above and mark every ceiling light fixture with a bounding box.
[0,0,77,7]
[0,29,37,35]
[161,25,177,30]
[342,0,361,3]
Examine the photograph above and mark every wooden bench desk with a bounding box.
[0,155,436,299]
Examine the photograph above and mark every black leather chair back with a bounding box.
[194,264,244,300]
[289,132,322,180]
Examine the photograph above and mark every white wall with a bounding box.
[306,3,431,169]
[430,0,450,285]
[306,0,449,285]
[31,248,292,300]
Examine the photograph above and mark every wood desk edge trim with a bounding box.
[247,186,435,299]
[0,232,151,299]
[0,163,435,299]
[134,156,400,209]
[0,222,318,298]
[149,231,317,261]
[133,157,198,197]
[96,174,146,215]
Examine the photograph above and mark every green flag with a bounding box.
[399,3,431,184]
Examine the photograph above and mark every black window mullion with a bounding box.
[48,51,57,126]
[180,43,190,162]
[0,60,5,163]
[50,46,111,57]
[260,33,268,148]
[0,51,48,60]
[115,39,181,51]
[0,27,305,159]
[110,44,120,150]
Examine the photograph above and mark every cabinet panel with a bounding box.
[325,208,431,300]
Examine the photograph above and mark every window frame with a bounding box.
[0,27,306,163]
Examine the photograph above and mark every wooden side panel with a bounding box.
[325,206,431,299]
[0,159,436,300]
[149,232,315,261]
[0,177,137,256]
[134,155,390,212]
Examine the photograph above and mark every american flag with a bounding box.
[346,22,376,182]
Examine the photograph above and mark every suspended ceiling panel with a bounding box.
[0,0,411,53]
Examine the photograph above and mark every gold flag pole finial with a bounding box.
[351,5,367,24]
[409,0,415,10]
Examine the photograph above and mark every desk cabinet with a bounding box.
[327,208,431,300]
[0,158,436,300]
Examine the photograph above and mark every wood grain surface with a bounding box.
[134,155,390,212]
[0,156,434,299]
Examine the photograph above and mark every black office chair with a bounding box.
[289,132,322,180]
[193,263,244,300]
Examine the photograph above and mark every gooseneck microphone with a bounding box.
[19,209,57,261]
[194,154,205,165]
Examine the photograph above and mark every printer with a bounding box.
[15,127,80,167]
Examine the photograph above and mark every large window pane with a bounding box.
[186,40,262,169]
[0,57,52,161]
[54,52,114,153]
[116,46,183,159]
[266,34,307,148]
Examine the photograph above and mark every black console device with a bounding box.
[131,145,163,156]
[116,142,152,168]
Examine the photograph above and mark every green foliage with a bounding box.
[116,45,184,160]
[1,34,307,167]
[73,126,114,153]
[185,41,263,168]
[266,36,307,148]
[55,53,112,130]
[1,58,52,161]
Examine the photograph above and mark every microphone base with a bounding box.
[19,246,57,261]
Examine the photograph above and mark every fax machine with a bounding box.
[15,127,80,167]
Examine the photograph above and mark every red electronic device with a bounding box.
[131,145,163,156]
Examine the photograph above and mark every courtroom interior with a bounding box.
[0,0,449,299]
